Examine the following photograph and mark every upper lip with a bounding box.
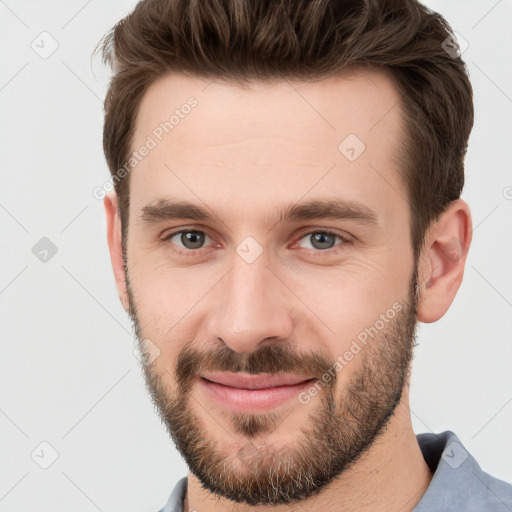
[200,372,314,389]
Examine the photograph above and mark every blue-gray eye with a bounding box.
[297,231,343,251]
[167,230,210,250]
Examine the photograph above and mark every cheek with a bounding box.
[300,266,412,386]
[289,253,412,337]
[128,261,218,350]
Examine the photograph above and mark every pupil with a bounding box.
[312,232,334,250]
[182,231,204,249]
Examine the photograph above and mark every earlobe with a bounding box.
[416,199,472,323]
[104,191,129,313]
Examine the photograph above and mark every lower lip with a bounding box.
[198,377,317,412]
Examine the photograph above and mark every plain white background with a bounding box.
[0,1,511,511]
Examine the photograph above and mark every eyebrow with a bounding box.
[140,197,379,228]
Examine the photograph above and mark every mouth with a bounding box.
[198,373,318,412]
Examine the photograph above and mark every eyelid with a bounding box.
[161,227,216,255]
[291,229,351,253]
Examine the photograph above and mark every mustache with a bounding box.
[174,343,335,390]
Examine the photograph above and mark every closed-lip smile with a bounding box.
[198,372,318,412]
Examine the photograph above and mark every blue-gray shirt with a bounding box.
[158,431,512,511]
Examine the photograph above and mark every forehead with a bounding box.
[129,67,407,225]
[134,66,403,147]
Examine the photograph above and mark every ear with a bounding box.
[104,191,129,313]
[416,199,472,323]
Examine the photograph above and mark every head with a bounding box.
[99,0,473,506]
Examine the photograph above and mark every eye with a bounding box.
[163,229,213,255]
[295,230,347,252]
[162,228,349,257]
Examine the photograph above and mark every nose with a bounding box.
[207,252,295,354]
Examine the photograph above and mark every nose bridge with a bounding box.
[209,247,294,353]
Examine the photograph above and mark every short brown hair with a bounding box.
[97,0,473,260]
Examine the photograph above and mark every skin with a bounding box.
[104,67,472,511]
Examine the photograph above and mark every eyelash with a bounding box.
[161,228,351,258]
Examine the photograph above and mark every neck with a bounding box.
[183,390,432,512]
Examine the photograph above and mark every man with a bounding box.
[98,0,512,510]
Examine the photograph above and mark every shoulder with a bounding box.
[415,430,512,511]
[158,476,188,512]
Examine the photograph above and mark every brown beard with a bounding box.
[127,265,419,506]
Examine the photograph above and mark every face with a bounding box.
[124,68,419,505]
